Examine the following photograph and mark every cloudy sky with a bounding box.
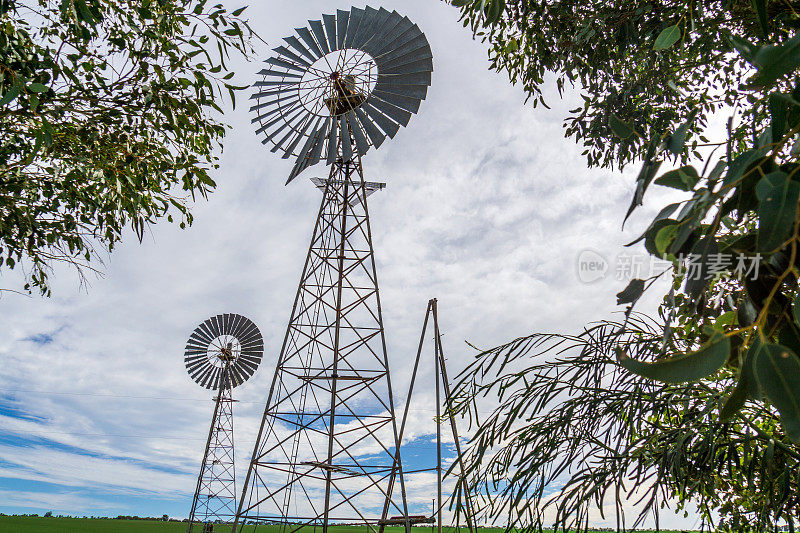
[0,0,697,528]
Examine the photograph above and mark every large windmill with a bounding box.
[235,6,432,533]
[184,314,264,532]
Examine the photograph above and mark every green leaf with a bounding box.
[723,146,770,186]
[231,6,246,16]
[729,34,759,64]
[752,0,769,36]
[769,93,788,140]
[655,223,679,256]
[0,84,20,106]
[722,338,763,421]
[485,0,504,24]
[667,111,697,155]
[753,344,800,442]
[619,333,731,384]
[654,25,681,51]
[793,294,800,327]
[755,171,800,252]
[609,114,634,139]
[654,166,700,191]
[28,83,48,93]
[747,33,800,88]
[616,278,645,305]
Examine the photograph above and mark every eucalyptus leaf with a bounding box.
[755,171,800,252]
[654,25,681,50]
[754,344,800,442]
[619,333,730,384]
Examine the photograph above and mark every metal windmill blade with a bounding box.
[184,314,264,390]
[249,5,433,183]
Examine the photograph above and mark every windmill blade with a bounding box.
[295,120,325,167]
[326,120,338,165]
[256,106,303,140]
[361,11,404,54]
[336,10,349,50]
[340,115,353,161]
[371,88,422,114]
[373,25,422,61]
[362,101,400,138]
[267,107,311,154]
[257,68,303,79]
[250,92,300,115]
[377,35,431,67]
[253,79,300,89]
[269,107,308,153]
[283,117,319,159]
[380,57,434,76]
[323,14,337,52]
[250,87,287,100]
[285,35,318,63]
[308,118,330,166]
[343,7,365,49]
[374,82,429,100]
[354,107,386,149]
[351,6,381,48]
[265,57,306,73]
[380,71,432,86]
[367,17,413,57]
[368,97,412,127]
[273,46,310,68]
[297,27,324,59]
[347,111,370,156]
[309,19,331,55]
[228,314,244,337]
[357,8,393,51]
[380,46,434,72]
[197,320,216,343]
[211,315,224,338]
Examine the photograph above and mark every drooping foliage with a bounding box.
[446,0,800,529]
[0,0,256,295]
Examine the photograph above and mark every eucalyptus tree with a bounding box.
[445,0,800,530]
[0,0,256,295]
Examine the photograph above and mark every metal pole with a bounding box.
[435,312,442,533]
[432,301,475,533]
[380,301,432,533]
[323,159,351,533]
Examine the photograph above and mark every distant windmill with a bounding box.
[185,314,263,533]
[234,5,433,533]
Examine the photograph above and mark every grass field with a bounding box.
[0,518,512,533]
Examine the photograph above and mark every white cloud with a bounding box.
[0,0,698,527]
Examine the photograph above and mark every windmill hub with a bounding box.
[206,336,242,367]
[299,49,377,118]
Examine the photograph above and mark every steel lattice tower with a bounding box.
[184,314,265,533]
[235,151,410,532]
[236,6,433,532]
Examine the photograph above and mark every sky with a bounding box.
[0,0,698,528]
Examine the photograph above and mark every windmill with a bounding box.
[185,314,264,533]
[235,6,432,533]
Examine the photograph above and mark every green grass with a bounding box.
[0,518,696,533]
[0,518,510,533]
